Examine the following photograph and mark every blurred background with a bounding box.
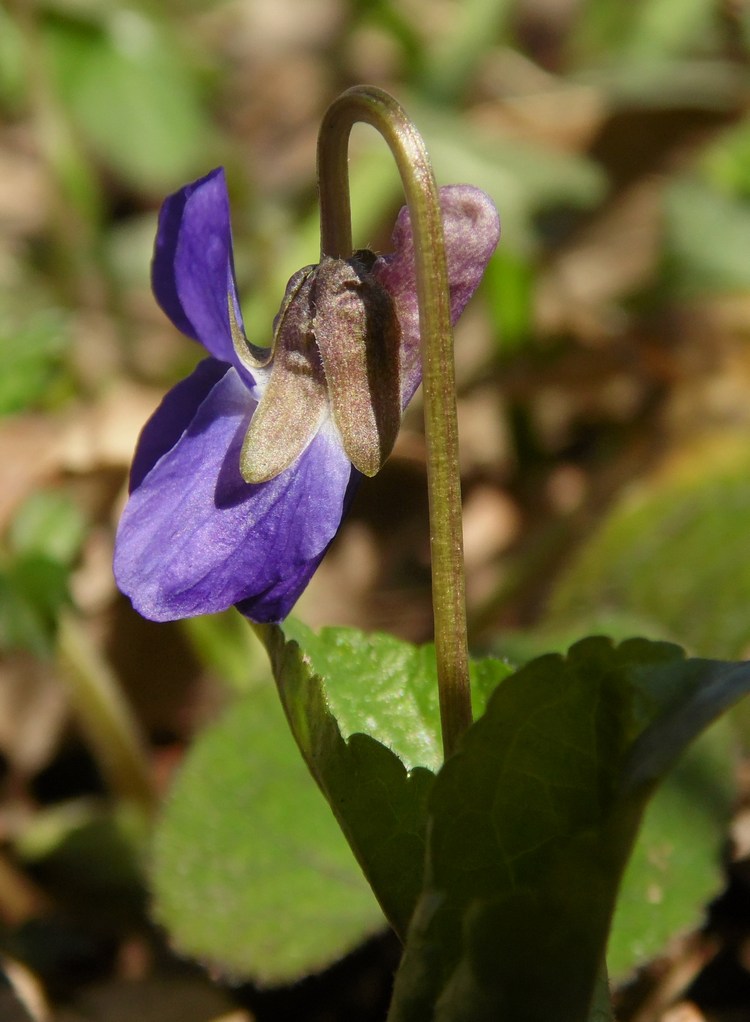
[2,0,750,1019]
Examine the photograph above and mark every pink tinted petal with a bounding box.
[151,168,257,386]
[373,185,500,405]
[114,370,354,623]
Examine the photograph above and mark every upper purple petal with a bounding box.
[373,185,500,405]
[114,368,355,623]
[151,168,255,383]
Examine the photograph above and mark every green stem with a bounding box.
[317,86,472,758]
[56,613,156,815]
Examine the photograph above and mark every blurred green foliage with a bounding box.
[42,5,215,192]
[0,300,72,414]
[0,491,85,654]
[547,440,750,659]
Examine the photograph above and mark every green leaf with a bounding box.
[0,305,71,416]
[259,621,511,938]
[408,102,606,251]
[0,492,85,656]
[570,0,720,62]
[8,491,85,565]
[16,800,148,927]
[181,609,271,695]
[491,626,739,978]
[151,683,383,984]
[572,58,745,112]
[483,248,535,355]
[45,10,214,191]
[701,118,750,200]
[0,554,70,655]
[663,178,750,295]
[743,6,750,47]
[281,619,508,771]
[609,720,734,977]
[418,0,514,103]
[511,445,750,978]
[619,0,720,60]
[0,6,26,111]
[387,637,750,1022]
[547,437,750,658]
[357,0,426,78]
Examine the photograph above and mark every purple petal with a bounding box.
[152,168,256,384]
[373,185,500,405]
[129,358,229,492]
[114,369,355,623]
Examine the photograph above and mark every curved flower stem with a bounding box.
[318,86,472,759]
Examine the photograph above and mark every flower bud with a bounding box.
[238,252,402,484]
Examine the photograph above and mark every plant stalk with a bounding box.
[317,85,472,758]
[57,613,156,815]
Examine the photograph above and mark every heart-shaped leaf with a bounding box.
[387,637,750,1022]
[259,621,512,938]
[547,437,750,659]
[151,683,383,983]
[608,719,734,976]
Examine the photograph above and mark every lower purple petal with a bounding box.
[114,369,354,623]
[130,358,230,491]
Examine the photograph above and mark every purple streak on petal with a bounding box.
[151,168,256,385]
[373,185,500,406]
[129,358,230,492]
[114,370,354,623]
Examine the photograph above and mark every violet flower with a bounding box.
[114,168,499,623]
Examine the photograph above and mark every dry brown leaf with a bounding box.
[537,179,664,340]
[55,975,241,1022]
[58,385,161,477]
[2,955,52,1022]
[0,654,68,776]
[0,416,65,532]
[660,1003,707,1022]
